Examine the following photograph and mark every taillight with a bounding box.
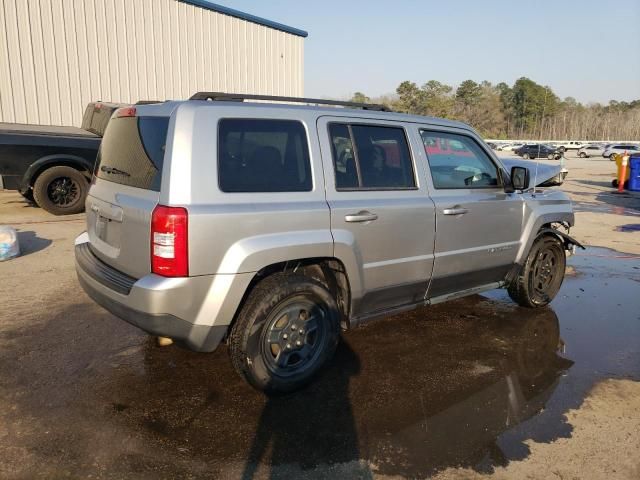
[151,205,188,277]
[115,106,137,118]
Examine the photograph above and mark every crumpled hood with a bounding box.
[500,158,567,186]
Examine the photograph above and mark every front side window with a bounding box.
[328,123,415,190]
[218,119,312,192]
[421,131,499,189]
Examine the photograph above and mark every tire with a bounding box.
[32,166,88,215]
[508,235,566,308]
[609,153,617,160]
[523,153,530,159]
[547,153,555,160]
[579,152,587,158]
[229,272,340,394]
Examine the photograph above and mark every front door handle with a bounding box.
[345,211,378,223]
[443,207,469,216]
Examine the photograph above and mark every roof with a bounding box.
[138,100,473,133]
[179,0,308,38]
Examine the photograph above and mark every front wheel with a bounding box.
[579,152,587,158]
[523,153,530,159]
[229,273,340,394]
[547,153,555,160]
[508,235,566,308]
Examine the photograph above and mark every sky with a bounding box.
[217,0,640,104]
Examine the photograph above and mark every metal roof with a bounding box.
[179,0,309,37]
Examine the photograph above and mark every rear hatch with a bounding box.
[86,109,170,279]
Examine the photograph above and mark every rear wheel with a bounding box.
[609,153,617,160]
[523,153,530,159]
[33,166,88,215]
[579,152,587,158]
[547,153,555,160]
[508,235,566,308]
[229,273,340,394]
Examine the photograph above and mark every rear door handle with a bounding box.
[442,207,469,216]
[345,211,378,223]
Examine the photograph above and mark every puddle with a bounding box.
[1,248,639,478]
[482,247,640,464]
[572,200,640,216]
[615,224,640,232]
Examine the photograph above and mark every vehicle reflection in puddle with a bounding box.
[615,224,640,232]
[132,297,571,478]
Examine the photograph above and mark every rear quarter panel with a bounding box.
[164,103,333,277]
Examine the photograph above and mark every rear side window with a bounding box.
[95,116,169,191]
[218,119,312,192]
[328,123,415,190]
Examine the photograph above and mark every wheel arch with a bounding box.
[21,154,94,190]
[516,212,576,265]
[228,257,353,334]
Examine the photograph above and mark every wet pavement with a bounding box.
[1,247,639,479]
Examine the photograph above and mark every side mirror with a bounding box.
[511,166,530,190]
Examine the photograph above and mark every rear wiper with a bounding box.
[100,165,130,177]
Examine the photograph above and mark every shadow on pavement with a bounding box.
[16,230,52,255]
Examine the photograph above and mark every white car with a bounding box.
[559,141,583,151]
[500,143,524,152]
[577,144,605,158]
[602,144,640,160]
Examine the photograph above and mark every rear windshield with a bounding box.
[95,116,169,191]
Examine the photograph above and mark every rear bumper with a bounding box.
[74,234,253,352]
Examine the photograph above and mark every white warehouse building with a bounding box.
[0,0,307,126]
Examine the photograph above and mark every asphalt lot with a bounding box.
[1,152,639,479]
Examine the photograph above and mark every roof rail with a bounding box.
[189,92,392,112]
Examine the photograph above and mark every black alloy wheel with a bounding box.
[47,176,81,207]
[32,165,88,215]
[261,296,327,376]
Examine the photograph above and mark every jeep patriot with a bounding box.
[75,93,582,393]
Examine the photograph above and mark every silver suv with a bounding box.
[75,93,582,393]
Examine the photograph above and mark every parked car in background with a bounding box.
[603,144,640,160]
[500,143,524,152]
[558,141,583,152]
[0,102,125,215]
[487,142,498,150]
[514,144,561,160]
[75,92,582,393]
[577,144,605,158]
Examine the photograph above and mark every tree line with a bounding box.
[351,77,640,140]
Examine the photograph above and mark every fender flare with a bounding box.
[20,154,94,190]
[538,227,586,250]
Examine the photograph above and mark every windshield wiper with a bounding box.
[100,165,130,177]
